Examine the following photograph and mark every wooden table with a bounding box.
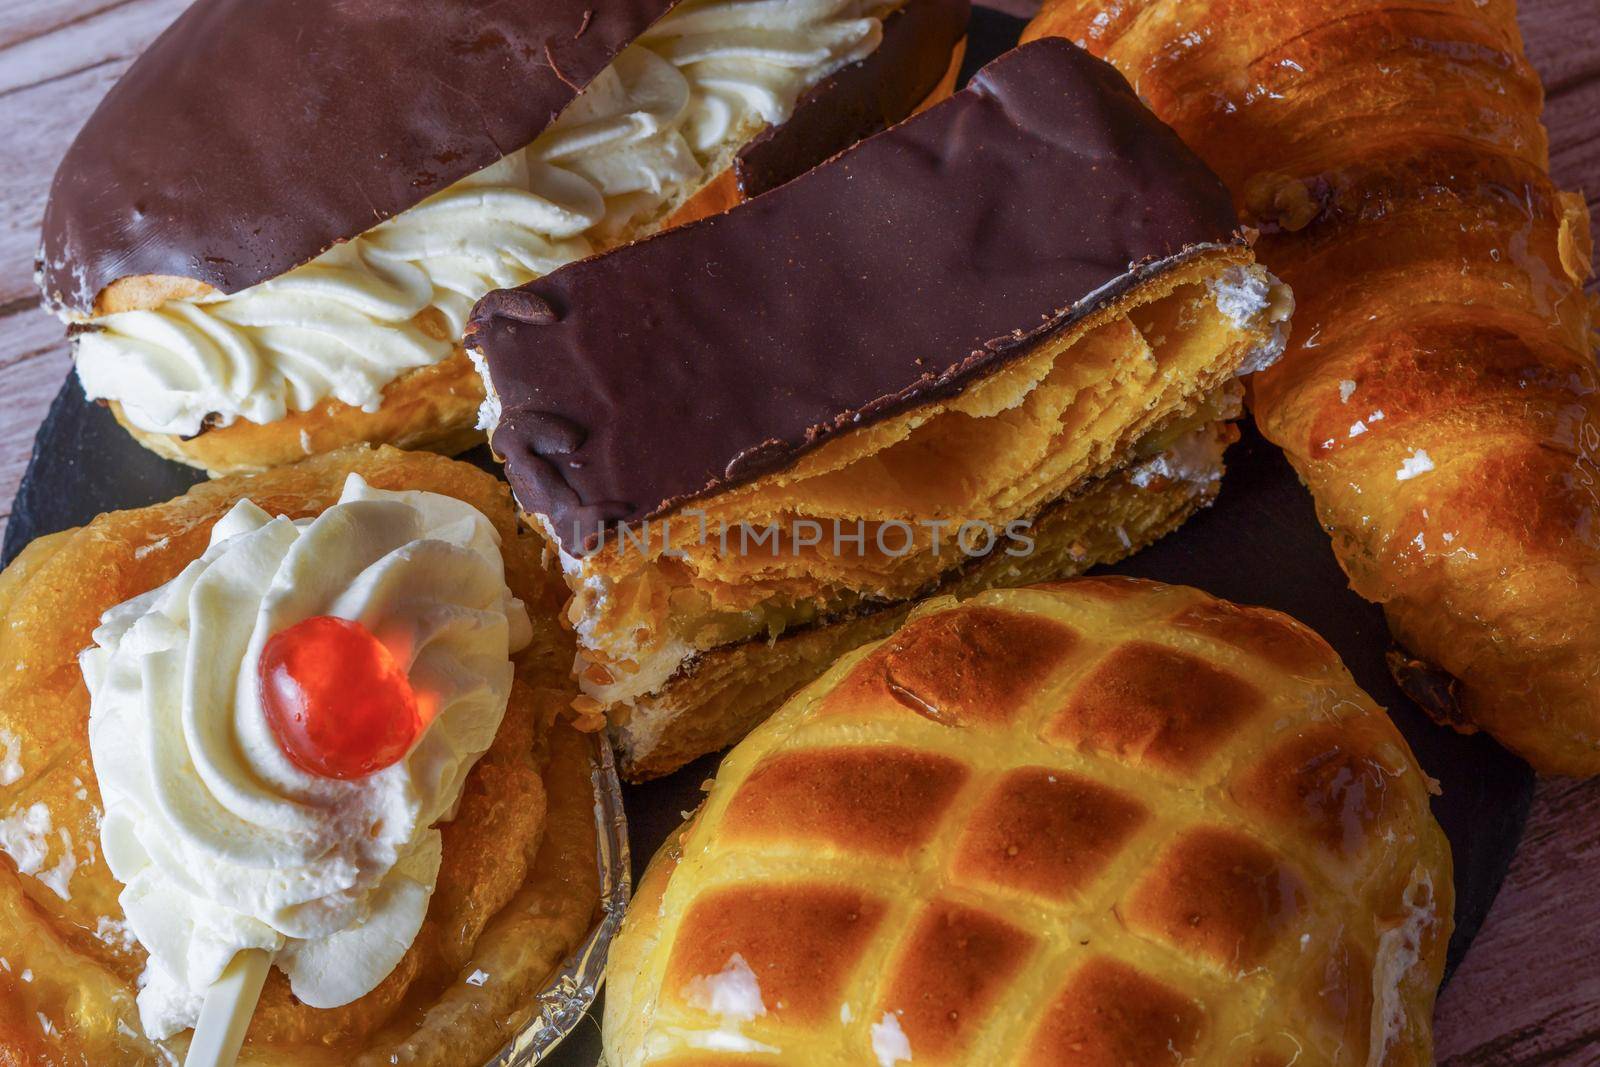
[1,1,1596,1061]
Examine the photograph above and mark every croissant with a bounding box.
[1023,1,1600,774]
[604,579,1452,1066]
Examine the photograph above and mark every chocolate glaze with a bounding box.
[38,0,967,318]
[733,0,971,199]
[38,0,679,314]
[471,39,1242,554]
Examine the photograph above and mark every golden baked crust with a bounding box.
[0,447,600,1065]
[86,56,966,478]
[604,580,1453,1066]
[612,423,1234,780]
[104,352,490,476]
[1023,0,1600,775]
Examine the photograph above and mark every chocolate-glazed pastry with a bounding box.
[734,0,972,198]
[39,0,969,475]
[470,38,1295,779]
[39,0,674,313]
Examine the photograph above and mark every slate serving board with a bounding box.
[1,9,1532,1064]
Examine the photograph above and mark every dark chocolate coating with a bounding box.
[472,39,1242,554]
[734,0,971,198]
[38,0,679,314]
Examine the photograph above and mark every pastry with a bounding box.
[603,578,1453,1066]
[0,447,605,1064]
[470,39,1295,780]
[38,0,970,475]
[1023,1,1600,774]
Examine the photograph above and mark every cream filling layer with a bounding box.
[80,475,532,1040]
[73,0,890,437]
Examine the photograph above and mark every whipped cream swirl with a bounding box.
[80,475,533,1040]
[73,0,888,437]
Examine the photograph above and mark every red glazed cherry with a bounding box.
[259,615,420,780]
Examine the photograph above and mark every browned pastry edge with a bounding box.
[610,441,1230,780]
[102,352,491,475]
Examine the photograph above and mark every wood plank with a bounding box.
[1526,0,1600,240]
[0,0,186,93]
[0,0,149,52]
[1436,777,1600,1061]
[0,0,188,309]
[0,307,70,533]
[1433,4,1600,1053]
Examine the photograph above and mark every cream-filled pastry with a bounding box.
[0,448,606,1065]
[83,475,531,1038]
[470,40,1294,780]
[40,0,970,474]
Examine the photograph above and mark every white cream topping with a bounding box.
[657,953,779,1057]
[1128,424,1228,490]
[1210,264,1272,324]
[1209,265,1295,377]
[73,0,888,438]
[670,1029,781,1055]
[1396,449,1435,481]
[80,474,532,1039]
[871,1011,913,1066]
[0,802,77,901]
[96,915,139,953]
[1368,869,1437,1066]
[0,728,22,786]
[467,346,503,433]
[683,953,767,1023]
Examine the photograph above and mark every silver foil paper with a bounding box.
[486,731,631,1066]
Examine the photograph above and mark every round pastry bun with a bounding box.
[0,446,603,1065]
[83,41,966,477]
[603,578,1453,1067]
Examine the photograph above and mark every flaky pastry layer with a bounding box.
[555,249,1288,724]
[612,420,1237,780]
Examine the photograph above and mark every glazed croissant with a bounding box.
[1024,0,1600,774]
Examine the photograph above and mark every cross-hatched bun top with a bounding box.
[603,578,1453,1067]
